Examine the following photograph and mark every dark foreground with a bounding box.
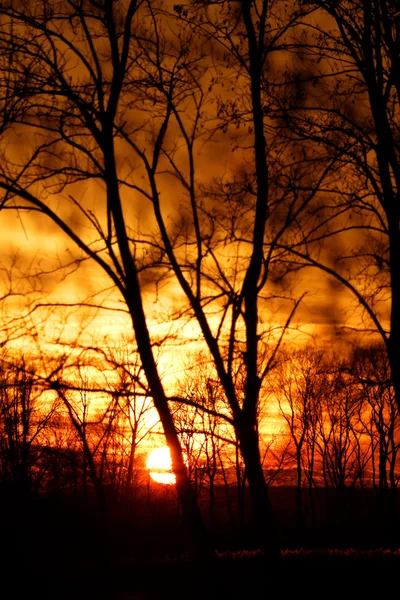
[4,485,400,598]
[19,550,400,600]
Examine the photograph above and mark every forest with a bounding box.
[0,0,399,597]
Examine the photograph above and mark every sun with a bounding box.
[146,446,176,485]
[146,446,189,485]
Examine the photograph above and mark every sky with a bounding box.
[0,0,390,419]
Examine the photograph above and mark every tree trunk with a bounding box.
[237,424,279,560]
[103,143,214,564]
[296,447,303,527]
[388,228,400,409]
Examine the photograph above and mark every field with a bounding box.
[3,483,400,598]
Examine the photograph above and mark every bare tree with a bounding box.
[271,345,326,525]
[0,0,213,559]
[0,0,337,558]
[315,364,368,496]
[174,355,238,531]
[0,355,59,492]
[351,343,400,516]
[279,0,400,406]
[92,342,158,505]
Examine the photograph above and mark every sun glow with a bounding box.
[147,446,176,485]
[146,446,190,485]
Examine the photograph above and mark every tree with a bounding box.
[0,355,59,492]
[280,0,400,406]
[351,343,400,516]
[161,0,337,554]
[174,361,229,531]
[0,0,331,557]
[315,365,367,493]
[0,0,212,560]
[271,345,326,525]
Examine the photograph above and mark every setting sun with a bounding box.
[147,446,190,485]
[147,446,176,485]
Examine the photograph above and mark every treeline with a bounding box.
[0,352,155,508]
[0,342,397,530]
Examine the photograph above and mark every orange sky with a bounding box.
[0,1,390,451]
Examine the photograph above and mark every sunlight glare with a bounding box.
[146,446,189,485]
[147,446,176,485]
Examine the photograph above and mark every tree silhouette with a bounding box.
[0,0,327,558]
[351,343,399,517]
[281,0,400,405]
[0,355,59,491]
[0,0,213,560]
[272,345,326,526]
